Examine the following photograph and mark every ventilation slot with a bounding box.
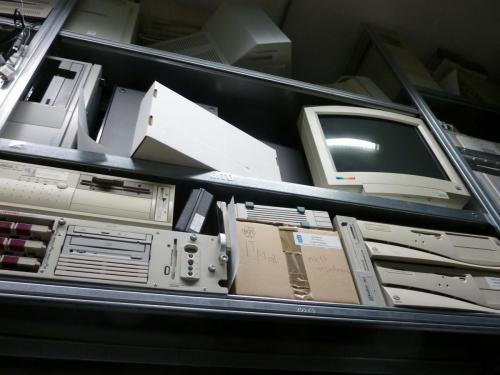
[247,207,306,225]
[164,33,212,51]
[194,50,225,63]
[55,255,148,284]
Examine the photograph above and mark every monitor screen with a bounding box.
[318,115,449,180]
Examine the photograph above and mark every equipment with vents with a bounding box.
[358,219,500,268]
[447,131,500,207]
[0,159,175,229]
[0,0,56,19]
[337,216,500,313]
[0,210,227,294]
[329,76,390,101]
[151,0,291,77]
[334,216,386,306]
[355,27,442,99]
[298,105,470,208]
[63,0,140,43]
[232,201,333,230]
[375,261,500,314]
[2,56,101,147]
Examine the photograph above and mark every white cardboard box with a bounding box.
[131,81,282,181]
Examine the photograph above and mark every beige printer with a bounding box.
[2,56,102,148]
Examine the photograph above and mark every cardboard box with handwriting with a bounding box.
[233,221,359,304]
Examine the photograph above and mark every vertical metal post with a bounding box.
[0,0,77,130]
[364,25,500,232]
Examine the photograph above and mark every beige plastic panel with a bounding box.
[359,220,500,267]
[383,286,499,314]
[367,241,500,272]
[0,159,175,229]
[0,209,226,294]
[374,261,500,310]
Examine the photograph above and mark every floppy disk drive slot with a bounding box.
[78,175,153,197]
[62,227,151,262]
[69,236,147,253]
[62,238,150,261]
[72,226,147,240]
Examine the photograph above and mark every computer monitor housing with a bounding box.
[151,0,291,77]
[298,106,470,208]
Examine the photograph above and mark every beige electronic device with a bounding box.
[329,76,390,102]
[356,27,442,99]
[0,159,175,229]
[446,131,500,208]
[375,261,500,314]
[0,210,227,294]
[0,0,56,19]
[298,106,470,208]
[63,0,140,43]
[151,0,291,77]
[358,219,500,268]
[334,216,386,306]
[3,57,102,148]
[335,216,500,313]
[231,201,333,229]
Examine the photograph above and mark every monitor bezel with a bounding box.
[299,106,470,208]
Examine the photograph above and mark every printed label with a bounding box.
[293,232,342,249]
[35,168,68,181]
[189,213,205,233]
[485,277,500,290]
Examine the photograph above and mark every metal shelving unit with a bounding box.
[363,25,500,233]
[0,0,77,129]
[0,2,499,373]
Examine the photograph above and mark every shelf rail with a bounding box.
[0,0,77,131]
[364,24,500,233]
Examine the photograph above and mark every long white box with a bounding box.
[131,81,282,181]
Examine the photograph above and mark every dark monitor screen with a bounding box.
[318,115,449,180]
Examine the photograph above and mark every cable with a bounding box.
[0,3,31,88]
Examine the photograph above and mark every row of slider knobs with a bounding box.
[188,233,217,272]
[187,253,194,276]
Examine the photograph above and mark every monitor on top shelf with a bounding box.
[298,106,470,209]
[150,0,291,77]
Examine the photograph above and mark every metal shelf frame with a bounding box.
[0,138,490,233]
[1,278,500,334]
[0,0,77,131]
[363,25,500,233]
[0,2,500,371]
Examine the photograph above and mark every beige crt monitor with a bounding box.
[298,106,470,208]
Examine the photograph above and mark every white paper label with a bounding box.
[189,213,205,233]
[293,232,342,249]
[485,277,500,290]
[35,168,68,181]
